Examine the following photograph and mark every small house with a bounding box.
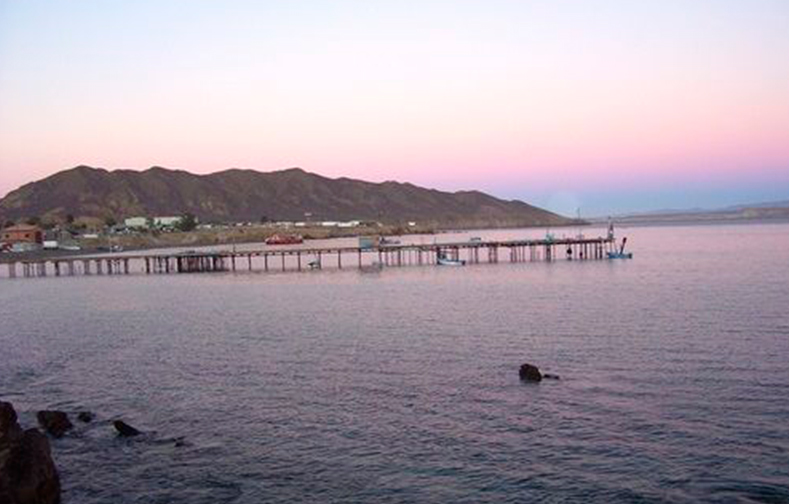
[1,224,44,245]
[153,216,183,228]
[124,217,149,229]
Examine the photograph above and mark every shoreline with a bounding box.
[0,221,581,264]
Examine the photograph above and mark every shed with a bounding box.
[1,224,44,244]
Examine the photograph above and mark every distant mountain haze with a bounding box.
[0,166,574,228]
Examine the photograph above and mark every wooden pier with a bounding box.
[1,236,619,280]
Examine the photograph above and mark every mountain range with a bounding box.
[0,166,573,228]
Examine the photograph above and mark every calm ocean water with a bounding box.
[2,223,789,503]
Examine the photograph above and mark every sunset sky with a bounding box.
[1,1,788,216]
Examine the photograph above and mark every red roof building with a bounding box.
[1,224,44,244]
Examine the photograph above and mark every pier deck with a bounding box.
[2,236,619,279]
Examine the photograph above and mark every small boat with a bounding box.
[607,237,633,259]
[469,236,482,242]
[379,237,401,245]
[265,234,303,245]
[437,256,466,266]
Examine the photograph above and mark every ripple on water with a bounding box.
[2,225,789,503]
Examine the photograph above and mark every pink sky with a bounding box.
[1,1,788,215]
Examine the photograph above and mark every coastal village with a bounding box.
[0,213,410,256]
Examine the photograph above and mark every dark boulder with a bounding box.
[113,420,141,437]
[36,411,73,438]
[0,402,61,504]
[519,363,543,382]
[543,373,561,380]
[76,412,95,423]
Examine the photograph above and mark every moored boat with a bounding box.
[437,256,466,266]
[607,237,633,259]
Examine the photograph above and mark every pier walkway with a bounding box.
[1,236,618,279]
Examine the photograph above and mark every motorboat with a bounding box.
[437,256,466,266]
[607,237,633,259]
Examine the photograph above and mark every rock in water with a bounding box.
[519,363,543,382]
[77,412,95,423]
[37,411,73,438]
[543,373,561,380]
[0,402,61,504]
[113,420,141,437]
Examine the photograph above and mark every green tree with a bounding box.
[26,216,41,226]
[105,216,117,228]
[177,213,198,232]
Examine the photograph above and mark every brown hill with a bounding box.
[0,165,573,228]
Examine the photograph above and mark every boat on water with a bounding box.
[379,237,401,245]
[469,236,482,242]
[265,234,303,245]
[607,237,633,259]
[437,256,466,266]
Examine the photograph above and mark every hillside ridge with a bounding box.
[0,166,573,228]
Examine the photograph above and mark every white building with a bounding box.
[154,216,183,228]
[124,217,148,229]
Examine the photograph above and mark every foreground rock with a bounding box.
[113,420,141,437]
[76,412,95,423]
[519,363,543,382]
[0,402,61,504]
[37,411,73,438]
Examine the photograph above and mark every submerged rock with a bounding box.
[76,412,95,423]
[113,420,141,437]
[0,402,61,504]
[519,363,543,382]
[543,373,561,380]
[36,411,73,438]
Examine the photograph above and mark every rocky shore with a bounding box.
[0,401,151,504]
[0,402,61,504]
